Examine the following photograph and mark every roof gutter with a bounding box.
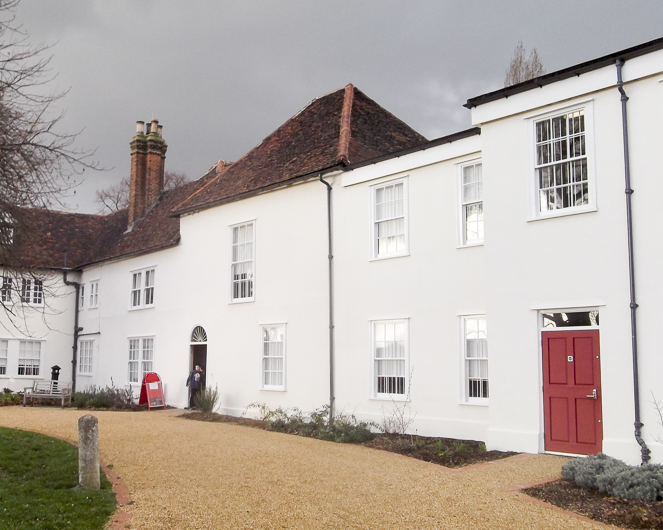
[171,165,344,218]
[62,262,82,393]
[616,58,650,464]
[340,128,480,173]
[465,37,663,109]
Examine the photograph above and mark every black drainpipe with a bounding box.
[616,58,650,464]
[62,259,82,393]
[319,174,335,425]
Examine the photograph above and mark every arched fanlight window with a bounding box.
[190,326,208,343]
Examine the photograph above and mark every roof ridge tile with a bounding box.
[336,84,354,165]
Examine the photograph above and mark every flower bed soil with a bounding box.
[182,411,516,468]
[524,479,663,529]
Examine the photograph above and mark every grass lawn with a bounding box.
[0,426,116,530]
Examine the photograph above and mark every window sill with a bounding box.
[528,205,597,222]
[260,387,286,392]
[371,395,409,402]
[369,252,410,262]
[457,241,484,249]
[459,400,489,407]
[128,305,155,312]
[230,298,254,305]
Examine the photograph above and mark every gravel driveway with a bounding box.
[0,407,607,529]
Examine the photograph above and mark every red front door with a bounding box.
[542,330,602,455]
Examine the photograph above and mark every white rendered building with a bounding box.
[2,38,663,465]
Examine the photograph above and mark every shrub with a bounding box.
[562,453,663,502]
[246,403,375,444]
[318,413,375,444]
[74,381,136,410]
[0,389,21,406]
[194,385,220,413]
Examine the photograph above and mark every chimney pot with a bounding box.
[157,124,163,137]
[136,121,145,134]
[150,119,159,134]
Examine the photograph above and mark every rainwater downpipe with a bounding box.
[616,58,651,464]
[62,258,82,393]
[319,173,335,425]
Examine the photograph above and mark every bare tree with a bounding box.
[95,170,190,213]
[0,0,97,269]
[0,0,100,334]
[504,41,545,87]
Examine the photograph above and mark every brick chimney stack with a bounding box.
[128,119,168,229]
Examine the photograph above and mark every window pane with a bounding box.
[261,325,285,388]
[18,341,41,376]
[535,111,587,213]
[464,317,488,400]
[374,321,407,395]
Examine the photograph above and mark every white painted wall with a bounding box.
[0,270,76,392]
[78,179,332,414]
[472,57,663,464]
[336,138,488,441]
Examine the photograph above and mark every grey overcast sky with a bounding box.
[13,0,663,213]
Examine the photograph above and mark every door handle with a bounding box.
[586,389,597,399]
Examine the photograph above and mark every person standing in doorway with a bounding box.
[186,364,203,408]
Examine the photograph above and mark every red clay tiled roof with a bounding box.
[8,209,110,270]
[7,85,426,270]
[173,84,427,215]
[7,169,219,270]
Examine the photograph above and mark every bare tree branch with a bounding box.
[504,41,545,87]
[0,0,98,271]
[95,170,190,213]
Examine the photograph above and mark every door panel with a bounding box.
[543,330,602,455]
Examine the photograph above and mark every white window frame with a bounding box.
[460,315,488,404]
[89,281,99,309]
[230,221,255,303]
[371,319,409,400]
[79,284,85,310]
[78,339,93,374]
[130,268,155,310]
[457,160,484,246]
[260,324,286,391]
[370,177,409,260]
[128,336,154,384]
[18,340,41,377]
[21,277,43,306]
[528,101,597,220]
[1,275,12,305]
[0,339,7,376]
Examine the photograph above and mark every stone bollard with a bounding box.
[78,414,100,490]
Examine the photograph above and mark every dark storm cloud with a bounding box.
[14,0,663,212]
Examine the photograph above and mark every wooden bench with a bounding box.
[23,380,72,407]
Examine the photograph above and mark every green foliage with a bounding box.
[0,426,116,529]
[562,453,663,502]
[246,403,375,444]
[1,388,21,405]
[318,412,375,444]
[194,385,220,413]
[73,382,136,410]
